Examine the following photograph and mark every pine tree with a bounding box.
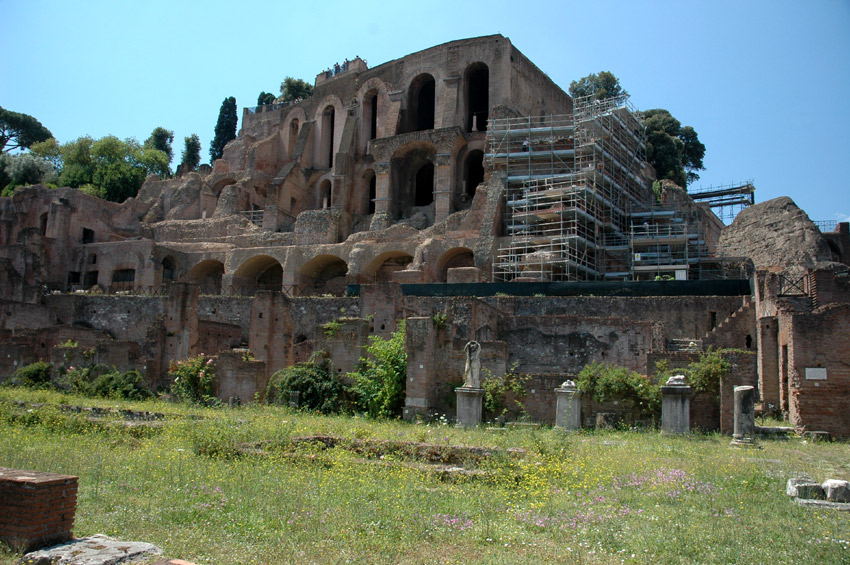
[210,97,237,162]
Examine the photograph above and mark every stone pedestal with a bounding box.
[455,387,484,428]
[731,385,756,446]
[554,381,581,430]
[661,382,691,435]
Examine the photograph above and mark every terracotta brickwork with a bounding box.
[0,467,78,553]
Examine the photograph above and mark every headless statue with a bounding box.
[462,340,481,388]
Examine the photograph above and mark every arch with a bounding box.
[161,256,176,282]
[318,179,332,209]
[389,141,437,221]
[365,251,414,283]
[408,73,435,132]
[296,254,349,296]
[288,118,300,159]
[212,177,237,195]
[361,89,379,147]
[462,149,485,207]
[465,63,489,132]
[186,259,225,295]
[234,254,283,288]
[437,247,475,282]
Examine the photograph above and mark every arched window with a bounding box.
[288,119,299,159]
[319,179,332,208]
[466,63,489,132]
[408,74,435,132]
[320,106,335,168]
[162,256,176,281]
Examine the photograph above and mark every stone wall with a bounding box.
[719,351,758,434]
[214,351,268,402]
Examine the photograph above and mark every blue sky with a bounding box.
[2,0,848,224]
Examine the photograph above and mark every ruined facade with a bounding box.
[1,36,848,435]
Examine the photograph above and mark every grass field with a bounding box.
[1,388,848,564]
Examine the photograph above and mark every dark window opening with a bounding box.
[709,311,717,330]
[162,257,176,281]
[83,271,98,287]
[368,175,377,214]
[89,254,97,265]
[82,228,94,244]
[414,162,434,206]
[319,179,332,208]
[467,65,489,132]
[68,271,81,286]
[370,94,378,140]
[415,79,435,131]
[745,334,753,349]
[464,150,485,201]
[321,107,335,168]
[111,269,136,283]
[288,120,299,159]
[39,213,49,236]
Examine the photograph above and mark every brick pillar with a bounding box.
[373,162,391,214]
[0,468,78,553]
[249,291,292,378]
[757,316,779,409]
[404,316,449,421]
[436,76,459,129]
[164,282,199,364]
[434,153,453,223]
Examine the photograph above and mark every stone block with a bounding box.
[786,479,825,500]
[786,476,817,497]
[822,479,850,503]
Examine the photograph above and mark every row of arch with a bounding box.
[179,247,476,296]
[288,62,491,171]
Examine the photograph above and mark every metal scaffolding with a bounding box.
[488,95,651,281]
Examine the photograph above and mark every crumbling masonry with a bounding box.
[1,36,848,435]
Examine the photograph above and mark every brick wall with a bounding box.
[0,467,78,553]
[787,304,850,437]
[214,351,268,402]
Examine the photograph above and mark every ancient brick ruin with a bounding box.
[1,35,848,435]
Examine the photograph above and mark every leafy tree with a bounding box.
[279,77,313,103]
[0,107,52,153]
[257,91,276,106]
[29,137,63,171]
[144,127,174,167]
[180,134,202,171]
[569,71,627,100]
[0,152,57,194]
[644,109,706,186]
[58,136,95,188]
[210,96,237,162]
[57,135,166,201]
[348,321,407,419]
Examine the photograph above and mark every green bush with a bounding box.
[62,365,152,400]
[576,361,660,418]
[169,354,217,405]
[348,321,407,419]
[685,347,732,397]
[10,361,54,389]
[267,351,348,414]
[482,364,529,422]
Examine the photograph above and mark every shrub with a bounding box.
[63,365,153,400]
[576,361,660,418]
[482,364,529,422]
[10,361,53,389]
[90,369,152,400]
[685,347,731,397]
[267,351,348,414]
[348,321,407,419]
[170,354,217,405]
